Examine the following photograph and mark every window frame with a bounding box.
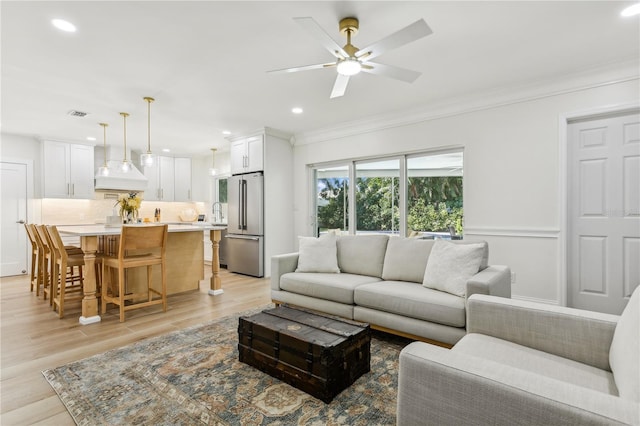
[309,146,464,237]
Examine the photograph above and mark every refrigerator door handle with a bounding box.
[237,179,243,231]
[242,179,248,230]
[226,235,260,241]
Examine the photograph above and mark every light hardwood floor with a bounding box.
[0,268,271,425]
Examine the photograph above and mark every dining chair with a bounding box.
[101,224,168,322]
[47,225,86,318]
[24,224,42,295]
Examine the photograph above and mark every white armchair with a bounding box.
[397,287,639,425]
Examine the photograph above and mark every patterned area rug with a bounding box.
[43,308,411,425]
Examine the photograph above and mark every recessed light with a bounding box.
[162,148,171,153]
[86,136,96,141]
[292,107,303,114]
[52,19,77,33]
[621,3,640,16]
[222,130,231,135]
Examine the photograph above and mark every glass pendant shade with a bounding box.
[97,122,110,176]
[140,152,155,167]
[140,96,155,168]
[120,112,131,173]
[208,148,217,176]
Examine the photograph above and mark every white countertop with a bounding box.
[57,223,226,236]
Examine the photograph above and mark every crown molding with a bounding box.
[292,59,640,146]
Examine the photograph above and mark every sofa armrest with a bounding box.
[465,265,511,299]
[467,294,619,370]
[270,252,299,291]
[398,342,639,426]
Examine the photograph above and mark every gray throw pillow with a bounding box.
[422,239,484,297]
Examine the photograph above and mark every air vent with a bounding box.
[67,110,89,117]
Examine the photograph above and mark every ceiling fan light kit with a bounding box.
[267,16,432,98]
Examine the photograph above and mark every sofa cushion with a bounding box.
[382,237,435,283]
[280,272,381,305]
[354,281,466,327]
[295,234,340,273]
[423,239,485,297]
[454,333,618,396]
[337,235,389,277]
[609,285,639,402]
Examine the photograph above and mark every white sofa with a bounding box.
[397,287,640,425]
[271,234,511,346]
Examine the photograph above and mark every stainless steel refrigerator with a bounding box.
[226,172,264,277]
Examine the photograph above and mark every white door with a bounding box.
[568,111,640,314]
[1,162,28,277]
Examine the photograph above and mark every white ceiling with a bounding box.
[1,1,638,157]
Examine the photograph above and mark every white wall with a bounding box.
[290,77,640,304]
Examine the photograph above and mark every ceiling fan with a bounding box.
[267,17,433,98]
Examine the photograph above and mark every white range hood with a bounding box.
[94,146,148,191]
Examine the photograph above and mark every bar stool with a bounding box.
[34,225,54,303]
[24,224,41,295]
[101,224,168,322]
[47,226,86,318]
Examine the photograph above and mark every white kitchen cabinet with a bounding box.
[43,141,94,199]
[143,156,192,201]
[174,157,192,201]
[230,135,263,175]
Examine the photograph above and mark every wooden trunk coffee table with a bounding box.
[238,305,371,403]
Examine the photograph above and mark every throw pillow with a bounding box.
[422,239,485,297]
[295,234,340,273]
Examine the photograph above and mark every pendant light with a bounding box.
[119,112,132,173]
[140,96,155,168]
[97,122,110,176]
[208,148,217,176]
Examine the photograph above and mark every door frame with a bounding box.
[558,101,640,307]
[0,157,36,275]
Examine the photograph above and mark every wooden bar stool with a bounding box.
[47,225,85,318]
[101,224,168,322]
[24,224,42,295]
[34,225,54,303]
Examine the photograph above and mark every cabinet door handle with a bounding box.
[71,183,75,196]
[161,188,164,199]
[67,183,70,196]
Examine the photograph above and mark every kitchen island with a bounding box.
[57,224,226,325]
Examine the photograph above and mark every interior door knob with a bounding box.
[16,220,25,224]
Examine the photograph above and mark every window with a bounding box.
[311,149,463,238]
[315,165,349,235]
[407,152,463,238]
[355,159,400,235]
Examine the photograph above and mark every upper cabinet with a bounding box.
[174,157,192,202]
[43,141,94,199]
[230,135,263,175]
[143,156,191,201]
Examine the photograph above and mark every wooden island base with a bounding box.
[57,225,224,324]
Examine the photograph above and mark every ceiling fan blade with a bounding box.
[294,17,349,59]
[267,62,336,74]
[330,74,350,98]
[356,19,432,61]
[361,62,422,83]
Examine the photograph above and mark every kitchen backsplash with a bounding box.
[42,198,208,225]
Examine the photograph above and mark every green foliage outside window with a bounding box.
[317,176,463,235]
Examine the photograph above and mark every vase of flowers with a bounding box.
[116,192,142,224]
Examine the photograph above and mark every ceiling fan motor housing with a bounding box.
[339,17,359,56]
